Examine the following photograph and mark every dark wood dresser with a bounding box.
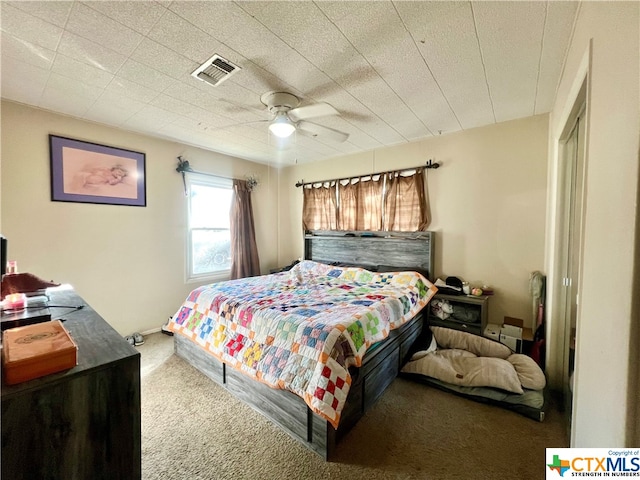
[1,286,141,480]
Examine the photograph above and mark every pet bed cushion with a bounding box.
[507,354,546,390]
[403,326,547,395]
[402,348,524,394]
[402,326,547,421]
[431,326,512,359]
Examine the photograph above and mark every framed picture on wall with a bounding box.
[49,135,146,207]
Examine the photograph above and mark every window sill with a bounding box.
[187,270,230,284]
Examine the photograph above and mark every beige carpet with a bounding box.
[141,354,567,480]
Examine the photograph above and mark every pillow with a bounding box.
[289,260,333,283]
[431,326,512,359]
[402,349,524,394]
[507,354,547,390]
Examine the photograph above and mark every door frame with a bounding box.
[544,42,591,446]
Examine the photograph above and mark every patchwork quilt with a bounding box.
[168,260,437,428]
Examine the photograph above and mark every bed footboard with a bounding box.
[173,313,423,460]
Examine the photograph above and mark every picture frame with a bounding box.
[49,135,146,207]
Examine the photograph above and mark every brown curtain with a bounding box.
[383,169,430,231]
[230,179,260,279]
[337,180,357,230]
[302,183,337,231]
[337,177,384,230]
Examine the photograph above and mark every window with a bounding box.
[187,174,233,280]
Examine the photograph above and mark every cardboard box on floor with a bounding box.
[499,317,524,353]
[501,316,523,339]
[483,323,501,341]
[499,333,522,353]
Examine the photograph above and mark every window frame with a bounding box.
[185,173,233,283]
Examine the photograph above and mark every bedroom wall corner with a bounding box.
[0,100,277,336]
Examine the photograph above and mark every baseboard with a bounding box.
[140,327,161,336]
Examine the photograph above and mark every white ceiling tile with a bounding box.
[1,33,56,71]
[51,54,114,89]
[6,1,73,28]
[150,93,234,129]
[0,3,64,51]
[342,133,383,151]
[57,31,128,74]
[82,1,168,35]
[234,2,270,19]
[396,1,494,130]
[535,1,579,114]
[220,62,293,99]
[84,91,146,125]
[150,94,200,118]
[223,17,328,95]
[122,105,182,132]
[210,124,268,145]
[162,81,258,124]
[473,1,547,122]
[1,83,44,107]
[43,72,104,102]
[317,1,372,25]
[247,2,357,74]
[393,119,432,141]
[168,1,256,43]
[146,9,223,63]
[39,87,95,118]
[104,77,161,104]
[130,38,199,80]
[117,59,176,92]
[1,57,50,104]
[317,2,451,134]
[66,3,144,56]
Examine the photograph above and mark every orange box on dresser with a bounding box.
[2,320,78,385]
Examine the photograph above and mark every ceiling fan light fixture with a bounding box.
[269,113,296,138]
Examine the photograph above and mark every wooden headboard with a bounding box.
[304,231,434,280]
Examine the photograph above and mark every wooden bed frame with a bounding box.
[174,231,434,459]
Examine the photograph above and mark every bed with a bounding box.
[167,231,436,459]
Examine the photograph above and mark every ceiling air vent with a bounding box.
[191,54,240,87]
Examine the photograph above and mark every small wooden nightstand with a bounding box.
[427,293,489,336]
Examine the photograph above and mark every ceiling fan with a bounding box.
[259,92,350,143]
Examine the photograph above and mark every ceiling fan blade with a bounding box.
[288,102,339,122]
[297,120,349,143]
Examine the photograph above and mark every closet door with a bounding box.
[558,107,586,438]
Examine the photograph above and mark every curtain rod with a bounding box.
[176,156,238,180]
[294,159,440,188]
[176,156,238,196]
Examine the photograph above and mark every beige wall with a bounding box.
[546,2,639,446]
[1,100,281,336]
[279,114,549,330]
